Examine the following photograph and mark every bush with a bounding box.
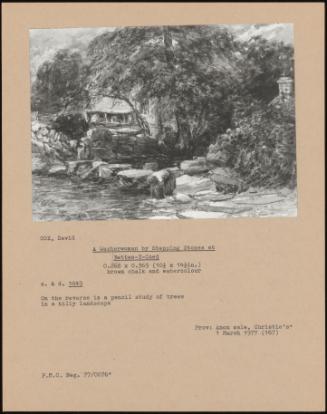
[51,113,88,143]
[207,101,296,188]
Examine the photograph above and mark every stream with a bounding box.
[32,174,297,222]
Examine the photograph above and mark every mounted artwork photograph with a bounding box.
[30,24,297,221]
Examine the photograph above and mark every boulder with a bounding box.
[32,138,45,153]
[117,169,153,191]
[92,160,107,168]
[147,169,176,199]
[167,167,183,178]
[48,163,67,177]
[180,157,209,175]
[176,174,215,195]
[75,163,99,180]
[173,193,193,203]
[74,160,111,180]
[206,150,230,167]
[69,140,78,149]
[67,160,92,175]
[107,163,132,174]
[37,131,47,141]
[31,121,46,132]
[66,160,98,180]
[97,165,113,179]
[143,161,159,171]
[209,167,245,194]
[66,161,77,175]
[40,127,49,136]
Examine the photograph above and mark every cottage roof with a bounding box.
[277,76,293,84]
[87,96,133,114]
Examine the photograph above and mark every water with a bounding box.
[32,175,159,221]
[32,174,297,222]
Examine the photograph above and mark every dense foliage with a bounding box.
[32,49,90,113]
[31,25,296,188]
[86,25,241,155]
[235,36,294,102]
[207,100,296,188]
[51,113,88,143]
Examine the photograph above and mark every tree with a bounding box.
[235,36,294,103]
[87,25,239,155]
[31,49,90,113]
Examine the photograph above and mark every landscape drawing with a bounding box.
[30,24,297,221]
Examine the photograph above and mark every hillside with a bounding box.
[29,27,111,80]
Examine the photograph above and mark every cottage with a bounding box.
[277,76,293,99]
[85,96,137,127]
[269,76,295,109]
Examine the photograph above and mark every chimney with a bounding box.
[277,76,293,100]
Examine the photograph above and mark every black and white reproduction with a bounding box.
[30,24,297,221]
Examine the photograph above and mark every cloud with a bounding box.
[29,27,114,79]
[230,24,294,44]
